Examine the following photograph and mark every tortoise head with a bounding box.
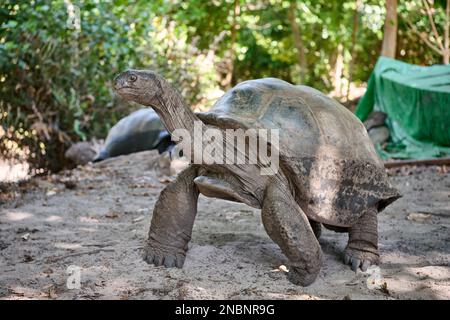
[114,70,164,108]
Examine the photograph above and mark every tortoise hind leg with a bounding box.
[262,183,323,286]
[143,165,199,268]
[344,206,379,272]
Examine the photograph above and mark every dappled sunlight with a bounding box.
[0,159,29,182]
[382,267,450,300]
[4,211,33,222]
[374,250,450,299]
[382,251,439,266]
[307,143,337,217]
[79,216,100,223]
[407,266,450,281]
[45,215,63,222]
[54,242,83,250]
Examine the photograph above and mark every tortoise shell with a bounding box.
[197,78,400,227]
[94,108,171,161]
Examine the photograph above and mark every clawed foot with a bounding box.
[287,265,320,287]
[143,240,186,268]
[344,244,379,272]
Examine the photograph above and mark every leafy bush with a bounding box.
[1,0,444,174]
[0,0,220,173]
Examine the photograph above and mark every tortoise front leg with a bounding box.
[262,183,323,286]
[344,206,379,272]
[144,165,199,268]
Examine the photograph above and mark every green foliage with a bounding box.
[167,0,386,90]
[0,0,219,172]
[0,0,447,173]
[397,0,446,65]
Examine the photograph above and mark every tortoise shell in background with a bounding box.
[94,108,172,162]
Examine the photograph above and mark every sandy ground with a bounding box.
[0,150,449,300]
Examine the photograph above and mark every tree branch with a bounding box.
[404,16,443,55]
[288,1,307,82]
[422,0,445,52]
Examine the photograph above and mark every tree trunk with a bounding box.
[445,0,449,64]
[381,0,398,58]
[347,0,361,100]
[287,1,307,82]
[333,44,344,97]
[222,0,240,88]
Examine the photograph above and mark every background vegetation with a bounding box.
[1,0,449,173]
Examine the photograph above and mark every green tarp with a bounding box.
[355,57,450,160]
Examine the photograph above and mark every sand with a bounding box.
[1,150,449,300]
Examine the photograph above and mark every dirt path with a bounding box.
[1,151,449,300]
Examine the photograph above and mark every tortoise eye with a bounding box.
[129,74,137,82]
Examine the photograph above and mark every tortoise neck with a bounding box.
[151,78,200,135]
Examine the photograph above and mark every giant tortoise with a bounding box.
[113,70,401,286]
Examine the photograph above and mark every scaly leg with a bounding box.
[344,207,379,272]
[143,165,199,268]
[262,183,323,286]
